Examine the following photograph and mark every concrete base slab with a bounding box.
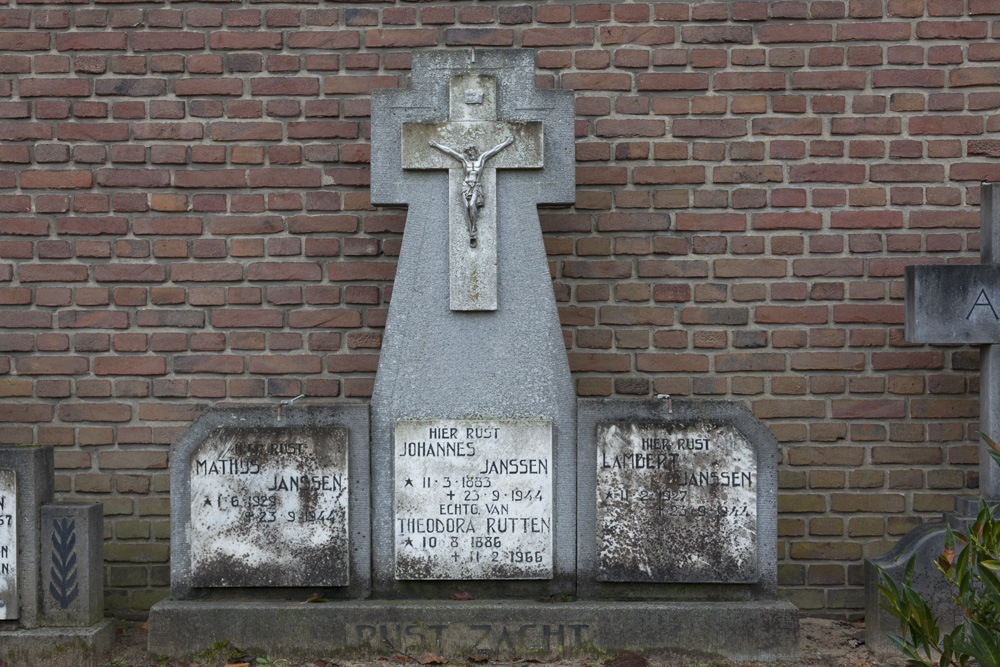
[0,618,115,667]
[149,599,799,662]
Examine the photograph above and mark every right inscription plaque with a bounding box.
[596,421,757,583]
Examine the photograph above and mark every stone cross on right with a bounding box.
[906,182,1000,499]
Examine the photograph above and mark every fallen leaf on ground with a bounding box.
[848,638,863,648]
[466,655,488,663]
[420,653,447,664]
[394,654,414,662]
[450,591,474,601]
[139,618,149,630]
[223,663,249,667]
[601,650,647,667]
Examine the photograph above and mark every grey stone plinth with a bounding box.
[40,503,103,627]
[577,399,779,600]
[0,617,114,667]
[168,405,370,599]
[0,445,54,630]
[370,49,576,598]
[148,598,799,662]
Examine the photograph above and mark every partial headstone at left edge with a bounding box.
[0,445,114,667]
[166,404,370,599]
[0,468,16,621]
[0,445,52,629]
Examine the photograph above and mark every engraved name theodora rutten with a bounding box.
[428,137,514,248]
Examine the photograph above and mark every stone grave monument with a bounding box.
[368,48,576,600]
[578,398,798,657]
[865,183,1000,653]
[147,404,370,653]
[0,444,113,667]
[150,50,797,662]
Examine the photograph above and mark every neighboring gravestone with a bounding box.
[866,182,1000,654]
[369,48,576,598]
[164,405,369,599]
[0,445,113,667]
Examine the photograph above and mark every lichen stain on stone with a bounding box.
[189,426,350,588]
[596,421,757,584]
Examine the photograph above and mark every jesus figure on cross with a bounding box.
[429,137,514,247]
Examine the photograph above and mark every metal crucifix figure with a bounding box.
[428,137,514,247]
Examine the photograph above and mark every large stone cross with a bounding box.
[906,182,1000,499]
[368,50,576,596]
[400,75,543,311]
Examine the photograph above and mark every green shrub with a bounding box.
[876,435,1000,667]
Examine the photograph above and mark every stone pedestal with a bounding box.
[148,599,799,662]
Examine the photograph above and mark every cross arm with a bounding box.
[906,264,1000,344]
[401,120,543,171]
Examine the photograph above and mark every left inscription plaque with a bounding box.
[0,468,16,619]
[190,427,349,587]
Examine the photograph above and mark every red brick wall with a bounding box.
[0,0,993,618]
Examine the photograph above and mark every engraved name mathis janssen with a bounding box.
[193,459,342,491]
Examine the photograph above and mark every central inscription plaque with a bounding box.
[0,468,15,619]
[596,422,758,583]
[394,419,553,580]
[189,426,349,588]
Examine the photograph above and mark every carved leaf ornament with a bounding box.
[49,517,79,609]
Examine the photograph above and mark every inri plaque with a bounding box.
[394,420,553,580]
[0,468,16,619]
[596,422,758,583]
[189,427,349,587]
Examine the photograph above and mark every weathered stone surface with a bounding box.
[577,399,778,600]
[0,618,115,667]
[0,469,15,620]
[148,599,799,662]
[188,426,349,588]
[370,49,576,598]
[168,405,370,599]
[394,419,552,580]
[595,422,757,583]
[40,503,103,627]
[864,496,997,656]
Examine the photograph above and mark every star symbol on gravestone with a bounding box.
[405,478,413,487]
[204,497,212,506]
[405,538,413,547]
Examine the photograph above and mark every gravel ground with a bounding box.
[103,616,908,667]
